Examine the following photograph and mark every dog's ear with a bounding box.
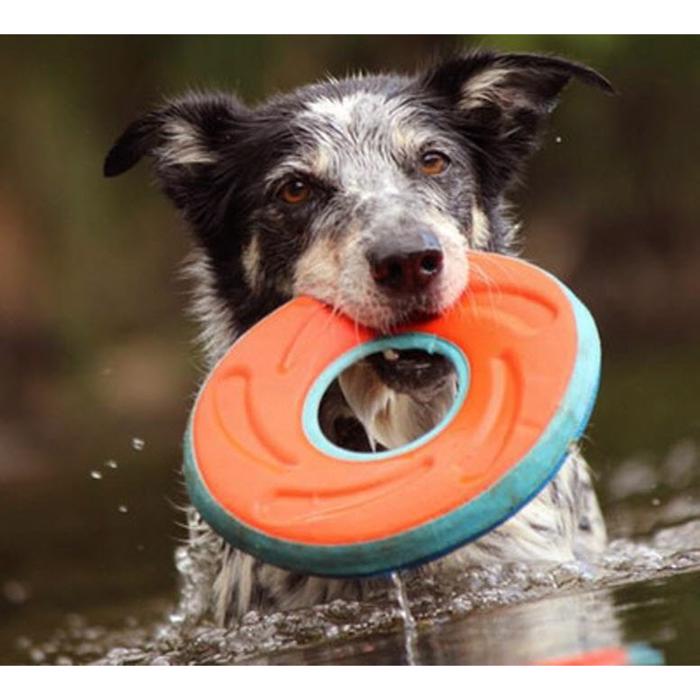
[421,51,614,197]
[104,92,249,212]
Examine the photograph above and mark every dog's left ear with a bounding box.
[103,92,251,224]
[421,51,614,197]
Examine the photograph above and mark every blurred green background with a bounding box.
[1,36,699,653]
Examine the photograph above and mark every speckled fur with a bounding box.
[105,50,613,625]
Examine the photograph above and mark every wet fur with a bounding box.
[105,50,612,624]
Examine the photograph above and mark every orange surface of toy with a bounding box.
[184,251,601,576]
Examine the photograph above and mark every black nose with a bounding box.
[367,231,444,294]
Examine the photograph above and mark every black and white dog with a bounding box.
[105,50,613,624]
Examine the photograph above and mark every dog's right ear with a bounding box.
[420,51,614,199]
[104,92,249,210]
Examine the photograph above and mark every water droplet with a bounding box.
[90,470,103,480]
[241,610,260,625]
[3,580,29,604]
[29,648,46,663]
[15,636,31,650]
[118,505,128,514]
[131,437,145,451]
[105,459,118,470]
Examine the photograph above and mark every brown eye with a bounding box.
[419,151,450,176]
[279,179,311,204]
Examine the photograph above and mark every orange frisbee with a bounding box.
[183,252,601,576]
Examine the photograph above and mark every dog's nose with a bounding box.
[367,231,444,294]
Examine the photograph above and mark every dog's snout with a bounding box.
[367,231,444,294]
[370,249,444,293]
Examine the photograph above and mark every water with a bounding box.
[391,572,419,665]
[3,516,699,665]
[2,347,699,665]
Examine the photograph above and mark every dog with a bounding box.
[105,50,613,625]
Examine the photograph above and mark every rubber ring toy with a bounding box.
[183,251,601,577]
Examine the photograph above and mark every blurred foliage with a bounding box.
[0,37,698,636]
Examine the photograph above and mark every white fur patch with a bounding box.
[292,235,342,309]
[306,92,387,124]
[390,124,432,154]
[421,208,470,307]
[182,248,237,367]
[241,234,263,293]
[471,204,491,248]
[458,67,512,110]
[159,120,215,167]
[338,362,457,450]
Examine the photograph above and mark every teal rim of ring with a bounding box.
[183,283,601,578]
[625,643,665,666]
[301,333,470,461]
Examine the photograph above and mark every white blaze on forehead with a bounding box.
[305,91,390,124]
[301,91,433,190]
[158,119,215,166]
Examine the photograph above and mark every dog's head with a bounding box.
[105,51,611,359]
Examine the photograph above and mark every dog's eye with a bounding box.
[419,151,450,176]
[279,179,311,204]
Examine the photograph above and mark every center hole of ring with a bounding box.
[302,334,470,462]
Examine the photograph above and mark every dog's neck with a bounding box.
[338,361,457,450]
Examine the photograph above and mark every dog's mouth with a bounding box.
[366,347,456,395]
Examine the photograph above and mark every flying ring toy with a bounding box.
[183,251,601,577]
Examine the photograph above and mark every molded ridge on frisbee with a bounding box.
[183,251,601,577]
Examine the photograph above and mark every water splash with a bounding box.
[391,571,419,665]
[17,519,700,665]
